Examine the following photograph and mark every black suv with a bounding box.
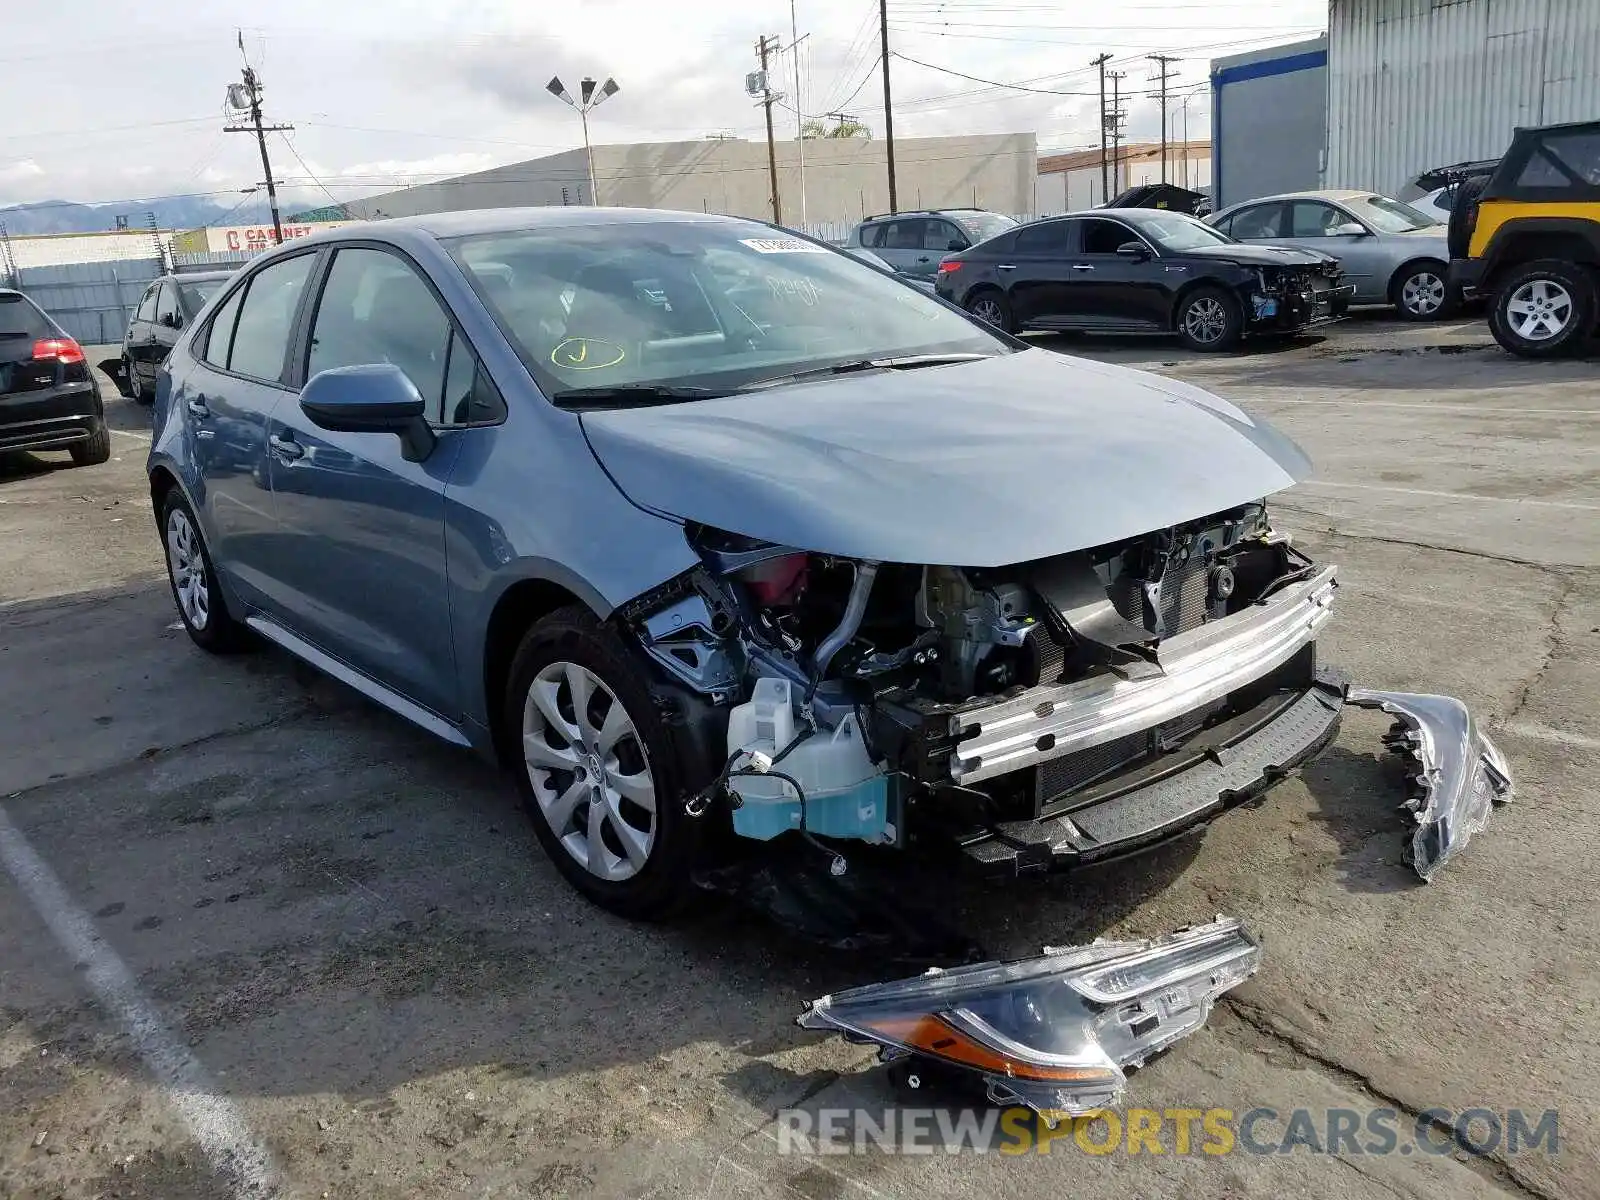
[118,271,234,403]
[935,209,1350,352]
[844,209,1018,281]
[1,289,109,467]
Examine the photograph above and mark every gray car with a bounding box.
[1207,189,1454,320]
[145,206,1509,922]
[845,208,1018,280]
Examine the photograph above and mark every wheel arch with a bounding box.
[1387,255,1449,296]
[481,573,602,766]
[1481,218,1600,287]
[1169,276,1239,330]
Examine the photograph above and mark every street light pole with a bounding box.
[547,74,620,206]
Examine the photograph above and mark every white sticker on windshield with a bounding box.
[740,237,827,254]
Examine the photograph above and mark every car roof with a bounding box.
[1218,189,1379,210]
[162,271,236,284]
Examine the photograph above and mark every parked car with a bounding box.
[1,288,110,467]
[146,208,1510,925]
[1447,118,1600,358]
[1404,158,1501,225]
[1103,182,1211,216]
[1206,189,1452,321]
[116,270,235,403]
[842,246,937,292]
[844,209,1018,280]
[933,208,1350,351]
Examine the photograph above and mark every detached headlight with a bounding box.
[797,916,1260,1115]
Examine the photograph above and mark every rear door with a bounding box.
[872,217,931,275]
[180,250,319,608]
[1005,219,1078,326]
[261,243,471,717]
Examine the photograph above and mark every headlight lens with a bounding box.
[798,916,1260,1114]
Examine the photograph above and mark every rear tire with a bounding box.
[964,288,1014,333]
[68,420,111,467]
[160,491,251,653]
[1176,286,1243,352]
[506,606,704,920]
[1488,259,1596,359]
[1391,259,1452,321]
[127,360,149,404]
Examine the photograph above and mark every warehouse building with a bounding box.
[343,133,1037,234]
[1209,37,1328,210]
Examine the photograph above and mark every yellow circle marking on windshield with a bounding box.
[552,337,626,370]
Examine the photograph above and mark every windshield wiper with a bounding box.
[549,383,735,409]
[740,352,994,391]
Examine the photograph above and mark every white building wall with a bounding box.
[1327,0,1600,197]
[3,230,168,269]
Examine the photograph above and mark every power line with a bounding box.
[222,34,293,243]
[1147,54,1180,183]
[890,51,1100,95]
[277,133,345,212]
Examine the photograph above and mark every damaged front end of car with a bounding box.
[618,500,1357,874]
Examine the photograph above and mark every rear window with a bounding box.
[1516,129,1600,189]
[0,294,52,339]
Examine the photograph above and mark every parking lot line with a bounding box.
[109,429,151,443]
[1304,479,1600,511]
[0,803,281,1199]
[1251,398,1600,416]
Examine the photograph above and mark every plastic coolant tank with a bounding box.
[726,677,890,841]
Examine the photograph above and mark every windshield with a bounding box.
[447,220,1009,402]
[1127,212,1234,251]
[953,212,1018,243]
[177,279,226,315]
[1348,195,1439,232]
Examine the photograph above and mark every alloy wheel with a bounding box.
[1505,279,1574,342]
[970,297,1003,326]
[1183,296,1228,344]
[1401,271,1446,316]
[521,661,657,882]
[165,508,210,631]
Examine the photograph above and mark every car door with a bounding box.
[1064,217,1171,329]
[1004,219,1077,326]
[916,218,970,279]
[1278,200,1390,302]
[261,243,474,718]
[125,282,162,390]
[152,281,185,364]
[873,218,930,275]
[1217,202,1287,243]
[181,250,320,608]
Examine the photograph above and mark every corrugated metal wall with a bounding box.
[15,260,163,345]
[1328,0,1600,196]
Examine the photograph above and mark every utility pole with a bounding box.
[1147,54,1180,184]
[1107,71,1126,196]
[224,35,292,244]
[789,1,808,226]
[1092,53,1112,206]
[879,0,898,213]
[756,36,783,223]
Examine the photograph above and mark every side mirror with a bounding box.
[946,238,968,252]
[299,363,436,463]
[1330,221,1367,237]
[160,312,182,329]
[1116,241,1151,260]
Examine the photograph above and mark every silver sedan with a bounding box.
[1206,189,1453,320]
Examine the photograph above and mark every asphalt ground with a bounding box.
[1,314,1596,1199]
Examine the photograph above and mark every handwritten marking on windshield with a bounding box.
[552,338,626,370]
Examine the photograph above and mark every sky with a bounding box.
[0,0,1329,213]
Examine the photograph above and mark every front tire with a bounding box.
[1176,286,1243,352]
[68,420,111,467]
[506,606,703,919]
[1489,260,1596,359]
[127,359,149,404]
[1391,260,1452,321]
[964,288,1014,333]
[161,491,250,653]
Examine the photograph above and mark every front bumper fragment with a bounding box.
[1345,689,1514,881]
[797,916,1260,1117]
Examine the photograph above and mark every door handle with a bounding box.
[186,396,210,419]
[916,256,931,263]
[996,264,1017,271]
[1070,264,1095,271]
[268,434,305,462]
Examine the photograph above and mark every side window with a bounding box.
[440,331,507,426]
[307,247,451,409]
[1518,131,1600,188]
[200,286,245,369]
[924,220,967,251]
[135,285,160,323]
[1289,202,1345,237]
[1210,212,1234,235]
[861,223,886,248]
[1081,219,1137,255]
[227,253,317,382]
[1013,221,1073,253]
[154,283,182,329]
[881,219,927,250]
[1230,204,1283,239]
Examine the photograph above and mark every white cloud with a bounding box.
[0,159,45,185]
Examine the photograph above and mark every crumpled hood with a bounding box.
[580,349,1312,567]
[1180,243,1340,269]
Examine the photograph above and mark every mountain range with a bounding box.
[0,195,282,237]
